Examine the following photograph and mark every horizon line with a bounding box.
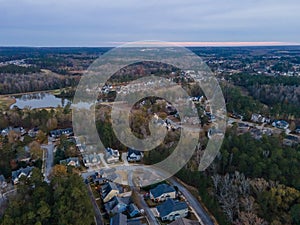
[1,41,300,48]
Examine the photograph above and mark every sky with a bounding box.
[0,0,299,47]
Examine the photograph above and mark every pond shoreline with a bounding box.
[9,92,72,110]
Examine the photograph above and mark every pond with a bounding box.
[10,93,71,109]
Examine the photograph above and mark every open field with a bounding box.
[0,96,16,110]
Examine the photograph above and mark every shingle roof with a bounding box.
[102,182,119,199]
[128,148,142,156]
[156,199,188,218]
[150,183,175,198]
[60,157,79,166]
[104,196,130,212]
[11,166,34,180]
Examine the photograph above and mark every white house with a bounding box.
[127,148,143,162]
[156,199,188,221]
[83,153,101,167]
[105,148,120,164]
[150,183,176,202]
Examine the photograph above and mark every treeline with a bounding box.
[0,64,40,74]
[25,57,72,75]
[0,72,79,94]
[228,73,300,117]
[0,167,95,225]
[221,82,267,120]
[0,105,72,131]
[230,73,300,86]
[218,128,300,189]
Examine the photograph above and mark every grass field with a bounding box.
[0,96,16,110]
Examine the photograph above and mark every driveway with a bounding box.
[41,142,55,183]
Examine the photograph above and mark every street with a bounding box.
[41,138,55,183]
[168,177,215,225]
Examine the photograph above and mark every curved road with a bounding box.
[168,177,215,225]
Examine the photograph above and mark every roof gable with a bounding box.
[150,183,175,198]
[156,199,188,218]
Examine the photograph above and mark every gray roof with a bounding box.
[150,183,176,198]
[12,166,34,181]
[128,148,142,156]
[168,218,200,225]
[102,182,119,200]
[60,157,80,167]
[84,153,100,164]
[110,213,127,225]
[157,199,188,218]
[104,196,130,212]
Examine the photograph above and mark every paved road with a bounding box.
[86,184,104,225]
[128,170,159,225]
[168,177,215,225]
[82,164,214,225]
[138,191,159,225]
[41,142,55,183]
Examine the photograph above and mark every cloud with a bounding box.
[0,0,299,46]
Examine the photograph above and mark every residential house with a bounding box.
[28,127,39,138]
[12,166,33,185]
[127,148,143,162]
[150,183,176,202]
[128,203,140,217]
[250,128,263,140]
[0,175,7,188]
[156,199,188,221]
[283,135,299,147]
[168,218,200,225]
[93,177,108,185]
[110,213,127,225]
[50,128,73,138]
[251,113,270,124]
[237,123,250,134]
[83,153,101,167]
[272,120,289,129]
[1,127,25,140]
[105,148,120,164]
[101,182,120,203]
[104,196,130,214]
[60,157,80,167]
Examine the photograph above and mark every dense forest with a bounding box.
[174,127,300,225]
[229,73,300,117]
[0,65,40,74]
[0,72,79,95]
